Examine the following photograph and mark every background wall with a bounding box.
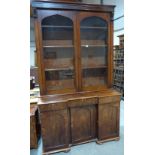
[30,0,124,66]
[30,17,35,66]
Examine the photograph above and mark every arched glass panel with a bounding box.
[41,15,75,92]
[80,16,108,89]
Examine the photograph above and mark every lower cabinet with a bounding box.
[30,105,41,149]
[70,105,97,144]
[40,109,69,152]
[38,93,121,154]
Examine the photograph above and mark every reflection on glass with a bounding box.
[80,16,108,88]
[41,15,75,91]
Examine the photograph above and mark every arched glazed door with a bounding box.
[36,10,77,94]
[77,12,112,91]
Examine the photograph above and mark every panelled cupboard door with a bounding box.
[30,116,38,148]
[98,102,120,141]
[40,109,69,152]
[35,10,78,95]
[70,105,96,144]
[76,12,112,91]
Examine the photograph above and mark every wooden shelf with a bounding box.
[113,58,124,61]
[81,26,107,29]
[43,45,73,48]
[81,40,106,46]
[42,25,72,28]
[113,67,124,70]
[43,40,73,47]
[42,25,107,29]
[82,65,107,69]
[81,44,107,47]
[45,67,73,71]
[42,40,107,47]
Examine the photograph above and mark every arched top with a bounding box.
[80,16,107,27]
[41,14,73,26]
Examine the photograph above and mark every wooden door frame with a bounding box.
[76,11,113,91]
[34,9,78,95]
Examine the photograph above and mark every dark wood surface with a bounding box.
[98,102,120,141]
[32,1,115,95]
[30,104,41,149]
[38,89,120,105]
[38,89,121,153]
[40,109,69,152]
[32,0,120,154]
[70,104,97,144]
[32,1,115,13]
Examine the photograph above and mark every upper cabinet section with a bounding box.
[32,1,114,95]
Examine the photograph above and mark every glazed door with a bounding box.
[77,12,112,91]
[35,10,78,95]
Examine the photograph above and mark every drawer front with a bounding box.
[39,102,67,112]
[99,95,120,104]
[68,97,98,108]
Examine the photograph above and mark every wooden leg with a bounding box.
[42,147,71,155]
[96,137,120,144]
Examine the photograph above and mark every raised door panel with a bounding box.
[70,105,96,144]
[30,116,38,148]
[98,102,120,141]
[40,109,69,152]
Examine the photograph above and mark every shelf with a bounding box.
[114,79,124,82]
[42,40,107,47]
[113,67,124,70]
[81,44,107,47]
[81,40,106,46]
[43,45,107,48]
[42,25,107,29]
[113,58,124,61]
[42,40,107,48]
[42,25,72,28]
[43,45,74,48]
[45,67,73,72]
[43,40,73,48]
[81,26,107,29]
[82,65,107,69]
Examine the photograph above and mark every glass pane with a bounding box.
[80,16,108,88]
[41,15,75,91]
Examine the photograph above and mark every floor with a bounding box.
[31,100,124,155]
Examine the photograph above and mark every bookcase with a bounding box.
[32,0,121,154]
[113,34,124,97]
